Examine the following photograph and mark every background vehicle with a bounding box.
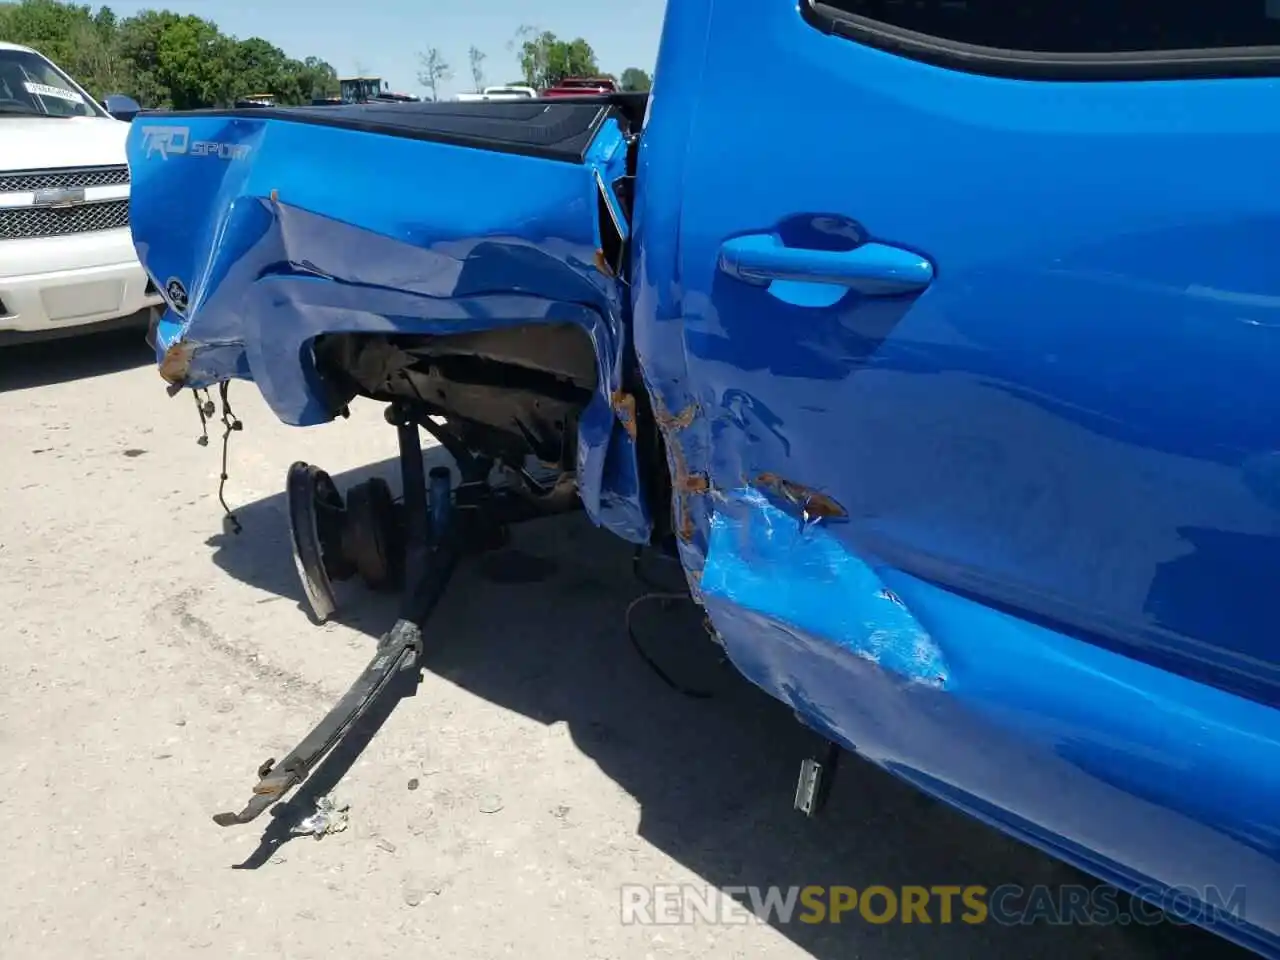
[456,85,537,103]
[0,41,161,344]
[233,93,276,108]
[336,76,418,104]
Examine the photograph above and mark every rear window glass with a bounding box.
[818,0,1280,53]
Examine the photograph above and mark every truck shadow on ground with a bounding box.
[204,453,1248,960]
[0,324,153,392]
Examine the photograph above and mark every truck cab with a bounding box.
[336,77,419,104]
[338,76,384,104]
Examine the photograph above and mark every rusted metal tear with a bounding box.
[677,472,709,495]
[159,341,195,385]
[678,506,696,543]
[611,389,638,441]
[594,248,616,279]
[650,393,705,543]
[657,400,698,431]
[754,472,848,523]
[668,427,697,543]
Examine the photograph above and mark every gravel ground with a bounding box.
[0,328,1249,959]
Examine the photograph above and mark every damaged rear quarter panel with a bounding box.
[128,110,650,544]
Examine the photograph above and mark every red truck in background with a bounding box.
[540,76,618,97]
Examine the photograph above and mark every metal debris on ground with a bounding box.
[290,795,350,839]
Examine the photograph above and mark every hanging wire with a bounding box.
[189,383,243,533]
[216,381,243,534]
[624,544,720,700]
[192,387,214,446]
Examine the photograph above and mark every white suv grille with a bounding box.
[0,164,131,240]
[0,201,129,240]
[0,164,130,193]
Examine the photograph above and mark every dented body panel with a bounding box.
[129,102,650,543]
[127,1,1280,953]
[631,0,1280,954]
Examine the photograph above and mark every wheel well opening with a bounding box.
[313,324,598,471]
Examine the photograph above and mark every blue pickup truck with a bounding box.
[126,0,1280,953]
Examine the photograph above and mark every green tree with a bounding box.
[513,26,599,90]
[507,24,542,85]
[0,0,88,67]
[619,67,652,92]
[0,0,341,108]
[467,44,485,92]
[69,17,130,95]
[1,1,615,109]
[230,36,286,96]
[0,0,130,94]
[150,13,233,109]
[416,46,449,101]
[224,36,334,103]
[297,55,339,99]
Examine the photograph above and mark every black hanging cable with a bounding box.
[624,545,716,699]
[631,542,685,593]
[625,592,714,700]
[188,383,243,533]
[216,380,243,534]
[192,387,213,446]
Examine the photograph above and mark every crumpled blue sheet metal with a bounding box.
[126,112,649,543]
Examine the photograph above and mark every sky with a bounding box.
[109,0,667,98]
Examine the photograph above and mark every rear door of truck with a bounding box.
[642,0,1280,950]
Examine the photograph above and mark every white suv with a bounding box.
[0,42,162,344]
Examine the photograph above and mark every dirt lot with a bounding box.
[0,329,1248,959]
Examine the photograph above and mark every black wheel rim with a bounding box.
[286,462,341,623]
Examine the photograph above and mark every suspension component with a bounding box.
[214,400,582,828]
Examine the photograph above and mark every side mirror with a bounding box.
[103,94,142,122]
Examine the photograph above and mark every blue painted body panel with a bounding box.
[633,0,1280,953]
[127,113,650,543]
[127,0,1280,952]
